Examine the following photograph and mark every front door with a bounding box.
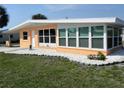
[32,31,35,48]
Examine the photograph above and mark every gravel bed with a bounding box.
[0,47,124,66]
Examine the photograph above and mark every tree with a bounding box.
[0,6,9,28]
[32,13,47,20]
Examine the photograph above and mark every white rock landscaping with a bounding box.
[0,47,124,66]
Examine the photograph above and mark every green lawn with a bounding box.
[0,53,124,88]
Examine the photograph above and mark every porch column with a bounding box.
[104,24,107,50]
[76,27,79,47]
[66,28,68,47]
[5,34,11,47]
[89,26,91,49]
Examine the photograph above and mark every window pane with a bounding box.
[23,32,28,40]
[68,28,76,37]
[107,30,113,37]
[50,29,56,35]
[39,37,43,43]
[23,32,27,36]
[59,38,66,46]
[23,36,28,40]
[107,26,113,30]
[45,37,49,43]
[10,35,13,38]
[92,38,103,48]
[114,28,118,36]
[79,38,88,47]
[107,38,112,49]
[119,29,122,37]
[119,37,122,45]
[59,29,66,37]
[0,35,3,38]
[79,27,89,37]
[91,26,104,36]
[39,30,43,36]
[51,37,56,43]
[114,37,118,46]
[44,29,49,36]
[68,38,76,47]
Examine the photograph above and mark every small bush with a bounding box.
[97,52,106,60]
[87,51,106,61]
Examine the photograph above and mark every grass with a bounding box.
[0,53,124,88]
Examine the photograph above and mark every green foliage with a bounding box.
[32,13,47,20]
[87,51,106,60]
[97,51,106,60]
[0,6,9,28]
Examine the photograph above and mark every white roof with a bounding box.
[7,17,124,33]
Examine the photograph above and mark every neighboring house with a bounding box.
[7,17,124,55]
[0,29,19,45]
[0,30,8,44]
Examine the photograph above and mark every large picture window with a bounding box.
[68,28,76,47]
[39,29,56,43]
[79,27,89,47]
[59,29,66,46]
[107,26,113,49]
[91,26,104,49]
[107,26,122,49]
[23,32,28,40]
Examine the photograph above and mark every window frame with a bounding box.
[58,28,66,46]
[67,27,77,47]
[39,30,44,43]
[107,26,122,50]
[50,29,56,43]
[78,27,89,48]
[91,26,104,49]
[39,29,56,44]
[23,32,28,40]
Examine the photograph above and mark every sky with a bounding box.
[2,4,124,29]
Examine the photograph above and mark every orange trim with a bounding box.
[56,47,108,55]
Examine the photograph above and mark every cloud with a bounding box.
[43,4,78,12]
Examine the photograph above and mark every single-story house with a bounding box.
[7,17,124,55]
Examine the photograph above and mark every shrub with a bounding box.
[87,52,106,61]
[97,52,106,60]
